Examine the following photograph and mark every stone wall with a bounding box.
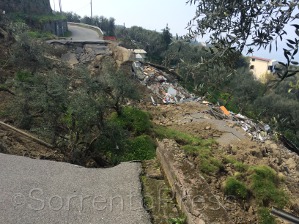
[0,0,52,14]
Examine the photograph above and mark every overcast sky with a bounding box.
[50,0,298,62]
[50,0,197,36]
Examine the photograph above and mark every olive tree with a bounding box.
[187,0,299,80]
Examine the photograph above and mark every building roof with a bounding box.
[250,56,272,62]
[129,49,147,54]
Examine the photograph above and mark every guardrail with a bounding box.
[67,22,104,39]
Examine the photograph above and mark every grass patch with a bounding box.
[257,207,276,224]
[223,165,289,223]
[154,125,214,146]
[234,162,248,172]
[155,125,219,175]
[181,144,222,175]
[224,177,248,199]
[249,165,288,207]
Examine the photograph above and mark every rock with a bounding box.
[250,149,262,158]
[291,203,299,214]
[0,132,7,137]
[248,206,255,215]
[205,126,211,130]
[269,143,278,150]
[61,52,79,65]
[75,47,83,54]
[277,172,285,180]
[285,158,297,170]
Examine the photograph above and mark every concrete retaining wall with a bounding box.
[156,139,229,224]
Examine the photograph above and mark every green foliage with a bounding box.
[154,125,219,174]
[199,157,223,175]
[110,107,151,135]
[115,25,172,63]
[27,31,55,40]
[249,166,288,207]
[10,31,48,72]
[168,217,186,224]
[258,207,276,224]
[154,125,214,146]
[233,162,248,172]
[9,13,66,25]
[187,0,299,80]
[181,144,222,175]
[224,177,248,199]
[124,135,156,161]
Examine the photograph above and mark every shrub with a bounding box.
[124,135,156,161]
[110,107,151,135]
[224,177,248,199]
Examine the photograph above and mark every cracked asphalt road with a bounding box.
[0,153,151,224]
[68,24,102,41]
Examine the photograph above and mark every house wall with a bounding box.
[249,59,271,81]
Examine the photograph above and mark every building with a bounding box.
[129,49,147,62]
[103,36,117,41]
[249,56,278,82]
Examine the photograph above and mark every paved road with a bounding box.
[68,24,101,41]
[0,153,151,224]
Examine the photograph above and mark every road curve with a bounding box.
[68,24,102,41]
[0,153,151,224]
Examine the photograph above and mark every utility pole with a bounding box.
[90,0,93,18]
[58,0,62,13]
[52,0,56,11]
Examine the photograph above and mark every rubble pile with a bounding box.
[132,62,191,104]
[133,61,299,153]
[61,43,112,65]
[204,105,272,143]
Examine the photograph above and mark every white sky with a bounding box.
[50,0,197,36]
[50,0,299,62]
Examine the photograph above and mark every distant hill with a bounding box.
[0,0,52,15]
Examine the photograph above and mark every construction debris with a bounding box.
[132,63,192,104]
[132,62,298,149]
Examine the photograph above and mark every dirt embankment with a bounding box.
[0,122,65,161]
[144,102,299,224]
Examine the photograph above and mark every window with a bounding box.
[252,58,256,61]
[250,65,254,69]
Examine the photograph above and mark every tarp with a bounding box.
[220,106,230,116]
